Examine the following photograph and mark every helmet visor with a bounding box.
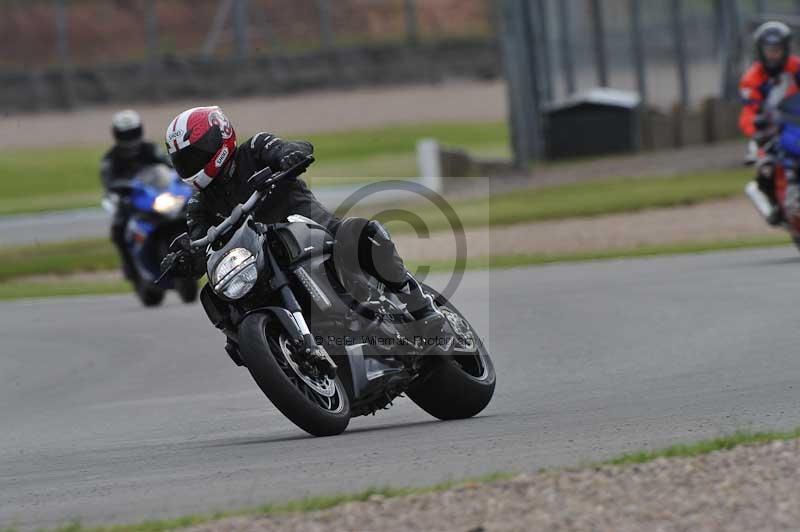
[114,125,142,144]
[762,43,786,66]
[169,126,223,180]
[171,145,213,180]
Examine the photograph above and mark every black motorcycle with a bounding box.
[161,156,495,436]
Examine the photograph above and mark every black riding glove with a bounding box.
[754,113,779,147]
[754,113,770,131]
[247,169,275,191]
[160,250,194,279]
[754,129,775,147]
[280,150,309,170]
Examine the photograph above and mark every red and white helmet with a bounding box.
[165,106,237,189]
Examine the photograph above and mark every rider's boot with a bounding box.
[757,174,782,226]
[765,199,782,226]
[755,160,782,226]
[766,207,782,226]
[393,275,453,351]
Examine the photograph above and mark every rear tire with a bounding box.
[238,313,351,437]
[407,285,496,420]
[176,279,198,304]
[135,281,165,307]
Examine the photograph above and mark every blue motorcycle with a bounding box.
[103,164,197,307]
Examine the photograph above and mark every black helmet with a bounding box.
[754,21,793,76]
[112,109,143,147]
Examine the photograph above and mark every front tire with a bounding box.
[238,313,351,437]
[176,279,198,304]
[407,286,496,420]
[135,280,165,307]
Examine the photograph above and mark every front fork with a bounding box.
[746,155,786,223]
[264,239,337,372]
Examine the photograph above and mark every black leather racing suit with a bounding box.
[185,133,408,289]
[100,142,170,278]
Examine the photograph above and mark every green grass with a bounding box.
[0,238,117,282]
[606,428,800,466]
[0,235,792,301]
[0,164,778,300]
[17,427,800,532]
[304,121,509,186]
[1,233,786,287]
[0,119,747,219]
[304,121,508,163]
[374,168,753,234]
[415,235,793,273]
[0,121,508,216]
[0,146,105,215]
[0,165,757,285]
[24,473,513,532]
[0,279,130,301]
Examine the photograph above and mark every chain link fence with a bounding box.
[0,0,502,112]
[1,0,500,67]
[5,0,800,117]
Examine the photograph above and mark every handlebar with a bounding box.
[154,155,314,286]
[189,155,314,250]
[106,180,135,194]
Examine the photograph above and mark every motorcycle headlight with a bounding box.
[152,193,185,216]
[212,248,258,299]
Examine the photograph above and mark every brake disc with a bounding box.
[277,335,336,397]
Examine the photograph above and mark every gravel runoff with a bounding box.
[392,197,781,262]
[184,439,800,532]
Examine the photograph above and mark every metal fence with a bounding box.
[501,0,800,167]
[0,0,503,112]
[7,0,800,120]
[1,0,497,69]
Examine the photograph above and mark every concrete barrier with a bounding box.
[427,97,746,182]
[638,98,742,152]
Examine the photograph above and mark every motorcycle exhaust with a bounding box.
[745,181,776,221]
[345,344,405,400]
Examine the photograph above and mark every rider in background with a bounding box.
[100,110,170,280]
[740,21,800,225]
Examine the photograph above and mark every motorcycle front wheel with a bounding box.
[175,279,198,304]
[238,313,351,437]
[135,280,165,307]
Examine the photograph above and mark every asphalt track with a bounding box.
[4,247,800,529]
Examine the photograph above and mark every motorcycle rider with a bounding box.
[101,110,171,279]
[160,106,446,351]
[740,21,800,224]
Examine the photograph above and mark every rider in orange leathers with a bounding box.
[740,21,800,224]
